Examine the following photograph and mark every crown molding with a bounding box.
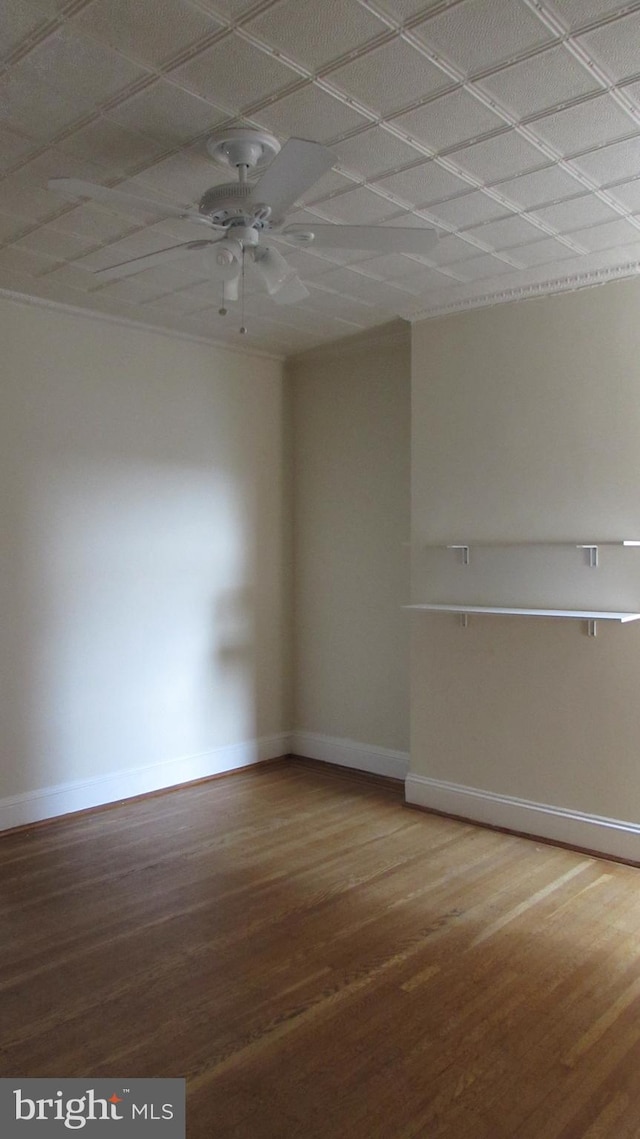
[0,287,285,363]
[7,259,640,359]
[406,260,640,323]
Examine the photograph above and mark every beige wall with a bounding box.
[14,270,640,841]
[410,280,640,843]
[0,296,287,812]
[289,324,410,756]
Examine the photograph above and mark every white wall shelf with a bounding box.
[411,539,640,569]
[414,540,640,548]
[409,541,640,634]
[405,603,640,636]
[405,604,640,621]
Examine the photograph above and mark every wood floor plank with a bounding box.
[2,759,640,1137]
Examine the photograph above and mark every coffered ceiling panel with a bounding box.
[426,189,506,227]
[47,202,137,241]
[72,0,224,67]
[247,0,385,70]
[1,0,640,356]
[13,225,97,260]
[381,210,440,229]
[1,0,58,54]
[453,252,520,280]
[399,264,459,291]
[463,213,550,249]
[475,48,603,119]
[18,26,148,105]
[449,130,549,182]
[533,193,621,230]
[428,232,485,264]
[575,12,640,82]
[125,147,230,201]
[0,210,34,242]
[492,165,587,208]
[606,177,640,212]
[373,161,472,206]
[412,0,556,75]
[393,88,505,151]
[254,83,371,141]
[330,127,430,178]
[547,0,637,28]
[106,83,228,147]
[199,0,263,17]
[316,186,400,223]
[0,72,86,142]
[626,79,640,110]
[0,123,38,172]
[529,95,638,154]
[57,119,169,173]
[168,36,299,110]
[374,0,443,18]
[0,245,61,276]
[569,136,640,184]
[328,38,452,115]
[508,236,581,266]
[569,217,640,251]
[355,252,430,279]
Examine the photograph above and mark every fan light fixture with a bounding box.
[47,129,438,334]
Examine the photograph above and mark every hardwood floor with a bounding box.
[2,758,640,1138]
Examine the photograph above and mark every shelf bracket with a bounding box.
[459,613,469,629]
[577,544,599,568]
[448,544,470,566]
[587,619,597,638]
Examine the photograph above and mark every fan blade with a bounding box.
[48,178,203,221]
[92,240,217,281]
[282,223,438,256]
[249,139,334,221]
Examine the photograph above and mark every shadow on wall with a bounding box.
[2,459,260,802]
[213,585,256,667]
[0,297,287,825]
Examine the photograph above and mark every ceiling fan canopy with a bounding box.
[48,128,438,307]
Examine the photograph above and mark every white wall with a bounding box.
[288,324,410,779]
[409,280,640,860]
[0,296,288,828]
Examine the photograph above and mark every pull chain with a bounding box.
[239,247,247,335]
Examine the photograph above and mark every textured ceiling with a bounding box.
[3,0,640,356]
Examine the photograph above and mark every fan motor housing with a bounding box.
[198,183,272,229]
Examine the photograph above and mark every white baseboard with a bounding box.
[0,733,292,833]
[405,773,640,863]
[291,731,409,781]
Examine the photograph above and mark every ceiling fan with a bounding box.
[48,129,438,310]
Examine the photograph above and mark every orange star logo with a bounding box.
[109,1095,123,1104]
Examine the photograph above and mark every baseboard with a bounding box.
[405,773,640,863]
[291,731,409,781]
[0,733,292,833]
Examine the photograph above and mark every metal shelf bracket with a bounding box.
[448,544,470,565]
[577,544,599,568]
